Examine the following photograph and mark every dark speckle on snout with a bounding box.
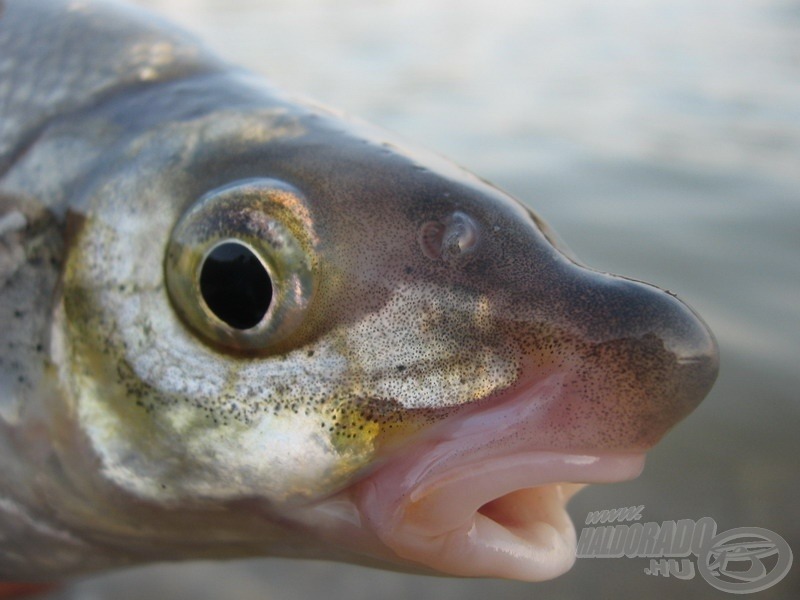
[547,269,720,449]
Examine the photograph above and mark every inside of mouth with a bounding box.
[399,481,582,580]
[476,485,575,542]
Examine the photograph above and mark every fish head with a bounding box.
[53,95,718,580]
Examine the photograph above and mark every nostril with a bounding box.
[418,211,480,263]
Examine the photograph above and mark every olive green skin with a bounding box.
[0,0,717,580]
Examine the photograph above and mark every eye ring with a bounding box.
[165,179,316,352]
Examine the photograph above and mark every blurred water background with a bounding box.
[53,0,799,597]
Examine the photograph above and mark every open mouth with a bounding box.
[357,449,644,580]
[350,373,647,580]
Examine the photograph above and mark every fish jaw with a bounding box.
[342,374,646,581]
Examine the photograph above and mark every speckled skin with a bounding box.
[0,0,718,582]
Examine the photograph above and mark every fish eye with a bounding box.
[165,179,316,352]
[199,241,273,330]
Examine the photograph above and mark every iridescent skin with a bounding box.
[0,0,718,583]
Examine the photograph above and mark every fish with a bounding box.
[0,0,719,588]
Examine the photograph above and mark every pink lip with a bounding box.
[345,373,647,580]
[357,450,644,580]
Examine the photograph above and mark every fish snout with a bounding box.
[530,268,720,451]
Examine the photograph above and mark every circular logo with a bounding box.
[698,527,793,594]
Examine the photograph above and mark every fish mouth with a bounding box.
[357,450,644,581]
[350,373,647,580]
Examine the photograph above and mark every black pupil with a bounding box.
[199,242,273,330]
